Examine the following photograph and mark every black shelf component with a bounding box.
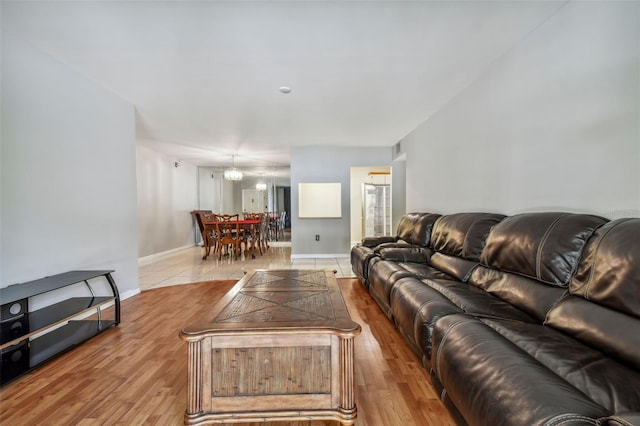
[1,297,116,346]
[29,320,117,367]
[1,270,116,304]
[0,270,120,386]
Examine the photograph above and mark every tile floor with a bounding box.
[138,241,355,291]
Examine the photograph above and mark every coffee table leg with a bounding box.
[185,340,203,418]
[339,334,357,424]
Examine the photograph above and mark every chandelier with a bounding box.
[256,182,267,191]
[223,155,243,181]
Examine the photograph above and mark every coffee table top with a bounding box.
[181,269,361,338]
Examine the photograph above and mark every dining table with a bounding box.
[200,216,262,260]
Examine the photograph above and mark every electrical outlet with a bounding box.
[315,234,320,241]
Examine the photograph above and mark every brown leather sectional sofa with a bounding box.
[350,212,640,426]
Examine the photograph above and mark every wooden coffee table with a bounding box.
[179,269,361,425]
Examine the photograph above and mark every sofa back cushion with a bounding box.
[569,218,640,316]
[413,213,503,282]
[429,253,478,282]
[480,212,607,286]
[430,212,506,261]
[545,218,640,368]
[396,213,441,246]
[468,212,607,321]
[469,266,567,321]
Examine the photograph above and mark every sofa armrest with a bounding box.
[603,413,640,426]
[361,236,397,248]
[377,247,431,263]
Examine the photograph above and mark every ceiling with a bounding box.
[3,1,563,171]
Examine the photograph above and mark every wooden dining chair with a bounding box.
[193,211,216,260]
[214,214,239,222]
[213,220,241,260]
[244,212,265,255]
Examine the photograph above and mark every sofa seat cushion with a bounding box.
[432,314,610,426]
[368,258,453,319]
[482,318,640,413]
[389,277,464,361]
[367,259,420,318]
[424,278,538,323]
[389,277,537,364]
[396,262,453,281]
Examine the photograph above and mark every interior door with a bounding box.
[242,189,264,213]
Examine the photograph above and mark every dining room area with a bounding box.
[136,154,351,292]
[192,163,292,260]
[136,158,356,291]
[192,210,287,261]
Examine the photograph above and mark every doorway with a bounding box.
[273,186,291,242]
[362,183,391,238]
[349,167,392,246]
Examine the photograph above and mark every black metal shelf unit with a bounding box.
[0,270,120,385]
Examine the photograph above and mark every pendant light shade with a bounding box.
[256,182,267,191]
[224,155,243,181]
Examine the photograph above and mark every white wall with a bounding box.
[291,146,392,257]
[136,145,198,258]
[197,167,223,213]
[1,33,139,296]
[391,155,406,234]
[402,1,640,219]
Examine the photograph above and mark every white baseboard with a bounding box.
[291,253,350,259]
[138,244,194,265]
[120,288,141,301]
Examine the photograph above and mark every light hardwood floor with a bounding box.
[0,277,455,426]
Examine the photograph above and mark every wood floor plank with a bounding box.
[0,278,455,426]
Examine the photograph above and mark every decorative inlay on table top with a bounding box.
[243,270,330,290]
[214,270,337,323]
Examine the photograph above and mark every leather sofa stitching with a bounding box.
[462,222,471,260]
[543,289,570,324]
[601,416,634,426]
[434,318,468,382]
[411,298,451,343]
[582,219,629,301]
[461,263,479,283]
[543,413,601,426]
[536,214,567,282]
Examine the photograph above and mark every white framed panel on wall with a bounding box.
[298,183,342,218]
